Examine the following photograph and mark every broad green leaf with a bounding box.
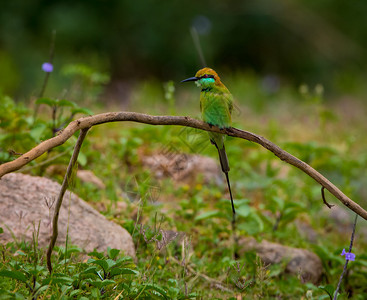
[107,247,120,260]
[251,212,264,232]
[42,276,73,286]
[33,285,50,298]
[77,151,87,166]
[109,268,138,277]
[271,196,284,211]
[234,198,251,206]
[62,245,83,257]
[28,265,46,276]
[90,279,115,289]
[236,205,251,218]
[168,286,180,298]
[80,266,98,275]
[57,99,77,108]
[113,256,133,269]
[71,107,93,116]
[30,123,47,141]
[318,284,335,300]
[35,98,57,107]
[69,289,83,297]
[89,259,108,272]
[195,210,220,221]
[0,133,10,142]
[0,270,28,283]
[238,212,264,235]
[167,278,177,287]
[88,250,105,259]
[355,259,367,267]
[105,258,117,270]
[142,283,168,298]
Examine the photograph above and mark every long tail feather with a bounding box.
[225,171,236,216]
[212,140,235,216]
[217,145,230,173]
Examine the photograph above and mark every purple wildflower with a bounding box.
[42,62,53,72]
[341,248,355,261]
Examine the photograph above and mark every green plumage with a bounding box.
[197,72,233,172]
[200,86,233,142]
[181,67,236,217]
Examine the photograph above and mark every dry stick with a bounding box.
[333,214,358,300]
[0,112,366,220]
[46,128,89,273]
[322,186,335,209]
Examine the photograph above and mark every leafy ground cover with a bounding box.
[1,68,367,299]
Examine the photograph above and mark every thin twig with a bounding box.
[0,112,366,220]
[46,128,89,273]
[322,186,334,209]
[333,214,358,300]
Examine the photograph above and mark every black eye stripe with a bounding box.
[200,74,214,79]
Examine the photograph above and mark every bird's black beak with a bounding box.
[181,76,199,83]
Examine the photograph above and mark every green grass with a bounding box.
[1,72,367,299]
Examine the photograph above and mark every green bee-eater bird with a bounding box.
[181,67,235,217]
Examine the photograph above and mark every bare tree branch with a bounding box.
[46,128,89,273]
[0,112,366,220]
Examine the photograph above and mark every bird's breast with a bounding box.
[200,93,231,128]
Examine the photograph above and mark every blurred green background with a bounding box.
[1,0,367,98]
[2,1,367,298]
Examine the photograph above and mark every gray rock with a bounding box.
[0,173,135,258]
[239,237,322,284]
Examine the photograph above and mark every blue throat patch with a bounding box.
[196,77,215,87]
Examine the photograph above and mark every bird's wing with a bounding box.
[226,93,234,115]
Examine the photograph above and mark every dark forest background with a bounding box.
[1,0,367,98]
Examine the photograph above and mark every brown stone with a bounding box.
[239,237,323,284]
[0,173,135,258]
